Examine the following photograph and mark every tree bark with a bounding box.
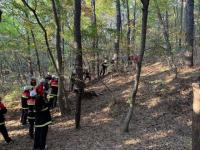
[0,10,2,22]
[74,0,84,129]
[91,0,98,78]
[185,0,194,66]
[179,0,184,48]
[51,0,71,115]
[192,83,200,150]
[126,0,131,59]
[115,0,121,70]
[31,30,42,77]
[122,0,150,132]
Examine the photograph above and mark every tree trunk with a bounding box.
[154,0,177,78]
[91,0,97,78]
[126,0,131,59]
[31,30,42,76]
[192,83,200,150]
[27,32,34,76]
[122,0,150,132]
[74,0,83,129]
[179,0,184,48]
[51,0,70,115]
[115,0,121,70]
[185,0,194,66]
[0,10,2,22]
[132,0,137,52]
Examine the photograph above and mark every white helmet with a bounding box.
[39,78,45,83]
[23,86,32,91]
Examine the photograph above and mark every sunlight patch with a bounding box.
[124,138,141,145]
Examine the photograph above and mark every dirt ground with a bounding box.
[0,60,199,150]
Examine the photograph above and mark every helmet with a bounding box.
[23,86,32,91]
[39,78,45,83]
[30,90,37,97]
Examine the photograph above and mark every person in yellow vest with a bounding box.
[0,97,13,144]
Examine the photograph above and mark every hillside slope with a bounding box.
[1,60,199,150]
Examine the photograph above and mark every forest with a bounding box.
[0,0,200,149]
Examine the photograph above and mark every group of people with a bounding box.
[0,74,59,150]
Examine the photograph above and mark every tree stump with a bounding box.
[192,83,200,150]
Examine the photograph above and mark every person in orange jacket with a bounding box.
[0,97,13,144]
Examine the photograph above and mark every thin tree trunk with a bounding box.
[0,10,2,22]
[74,0,84,129]
[31,30,42,76]
[115,0,121,70]
[132,0,137,52]
[126,0,131,59]
[179,0,184,48]
[122,0,150,132]
[51,0,70,115]
[154,0,177,78]
[27,32,34,76]
[91,0,98,78]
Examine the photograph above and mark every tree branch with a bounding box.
[21,0,59,74]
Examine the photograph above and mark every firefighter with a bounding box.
[27,90,36,139]
[0,97,13,144]
[20,86,30,125]
[33,90,52,150]
[49,76,58,108]
[100,60,108,76]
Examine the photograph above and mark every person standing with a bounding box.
[49,76,58,108]
[100,60,108,76]
[33,93,52,150]
[20,86,30,125]
[27,91,36,139]
[0,97,13,144]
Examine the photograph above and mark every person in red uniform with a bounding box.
[0,97,13,144]
[33,89,52,150]
[20,86,30,125]
[27,91,36,139]
[49,76,58,108]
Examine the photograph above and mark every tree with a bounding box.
[0,10,2,22]
[115,0,121,70]
[154,0,177,78]
[74,0,84,129]
[185,0,194,66]
[51,0,71,114]
[125,0,130,58]
[122,0,150,132]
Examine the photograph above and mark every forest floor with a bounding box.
[1,58,199,150]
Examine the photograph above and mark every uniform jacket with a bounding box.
[35,96,51,127]
[0,102,7,125]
